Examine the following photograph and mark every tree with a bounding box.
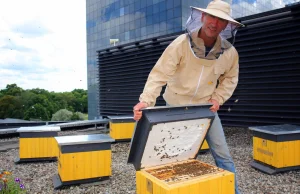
[51,109,73,121]
[24,103,50,121]
[2,84,23,96]
[71,89,88,113]
[0,84,88,121]
[0,95,24,119]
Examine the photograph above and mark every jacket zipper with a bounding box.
[190,65,204,104]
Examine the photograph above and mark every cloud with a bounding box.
[0,0,87,92]
[1,39,34,52]
[12,19,51,38]
[232,0,294,18]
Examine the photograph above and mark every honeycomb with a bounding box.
[145,160,222,184]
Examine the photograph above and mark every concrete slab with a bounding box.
[0,140,19,152]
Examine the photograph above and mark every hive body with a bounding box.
[15,126,61,163]
[109,116,135,141]
[136,160,234,194]
[19,135,58,159]
[53,134,114,189]
[250,124,300,174]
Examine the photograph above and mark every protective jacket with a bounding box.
[139,33,239,107]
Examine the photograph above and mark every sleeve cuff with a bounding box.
[211,94,224,105]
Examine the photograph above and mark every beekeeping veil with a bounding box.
[186,0,244,59]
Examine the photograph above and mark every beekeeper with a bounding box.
[133,1,244,193]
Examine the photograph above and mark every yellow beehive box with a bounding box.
[108,116,135,141]
[200,139,209,152]
[128,105,235,194]
[15,126,61,163]
[53,134,115,189]
[250,124,300,174]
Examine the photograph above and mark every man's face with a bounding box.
[201,13,228,39]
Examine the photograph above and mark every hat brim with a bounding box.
[192,6,244,27]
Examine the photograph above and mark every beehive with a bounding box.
[53,134,114,189]
[15,126,61,163]
[200,139,209,152]
[250,124,300,174]
[128,104,235,194]
[108,116,135,141]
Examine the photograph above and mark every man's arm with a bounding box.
[138,35,185,107]
[133,35,185,120]
[211,48,239,106]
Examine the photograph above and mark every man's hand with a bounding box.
[208,99,220,113]
[133,102,148,121]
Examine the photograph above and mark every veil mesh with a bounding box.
[185,7,240,59]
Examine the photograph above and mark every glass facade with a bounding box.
[86,0,299,119]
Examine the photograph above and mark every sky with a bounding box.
[0,0,87,92]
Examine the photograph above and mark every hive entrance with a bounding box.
[145,160,222,184]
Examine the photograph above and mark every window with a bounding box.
[120,7,124,16]
[167,9,173,20]
[167,0,174,10]
[146,5,153,16]
[174,6,181,18]
[159,1,167,11]
[146,16,153,26]
[153,3,160,14]
[134,1,141,10]
[174,0,181,7]
[159,11,167,22]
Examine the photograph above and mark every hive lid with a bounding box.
[128,104,215,170]
[107,115,135,123]
[17,126,61,132]
[249,124,300,135]
[55,134,115,146]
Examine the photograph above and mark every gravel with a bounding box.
[0,127,299,194]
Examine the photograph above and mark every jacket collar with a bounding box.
[190,28,223,60]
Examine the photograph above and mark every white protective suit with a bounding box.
[139,7,241,107]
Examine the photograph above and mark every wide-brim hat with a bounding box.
[192,0,244,27]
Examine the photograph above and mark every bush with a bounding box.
[0,170,26,193]
[71,112,85,121]
[51,109,73,121]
